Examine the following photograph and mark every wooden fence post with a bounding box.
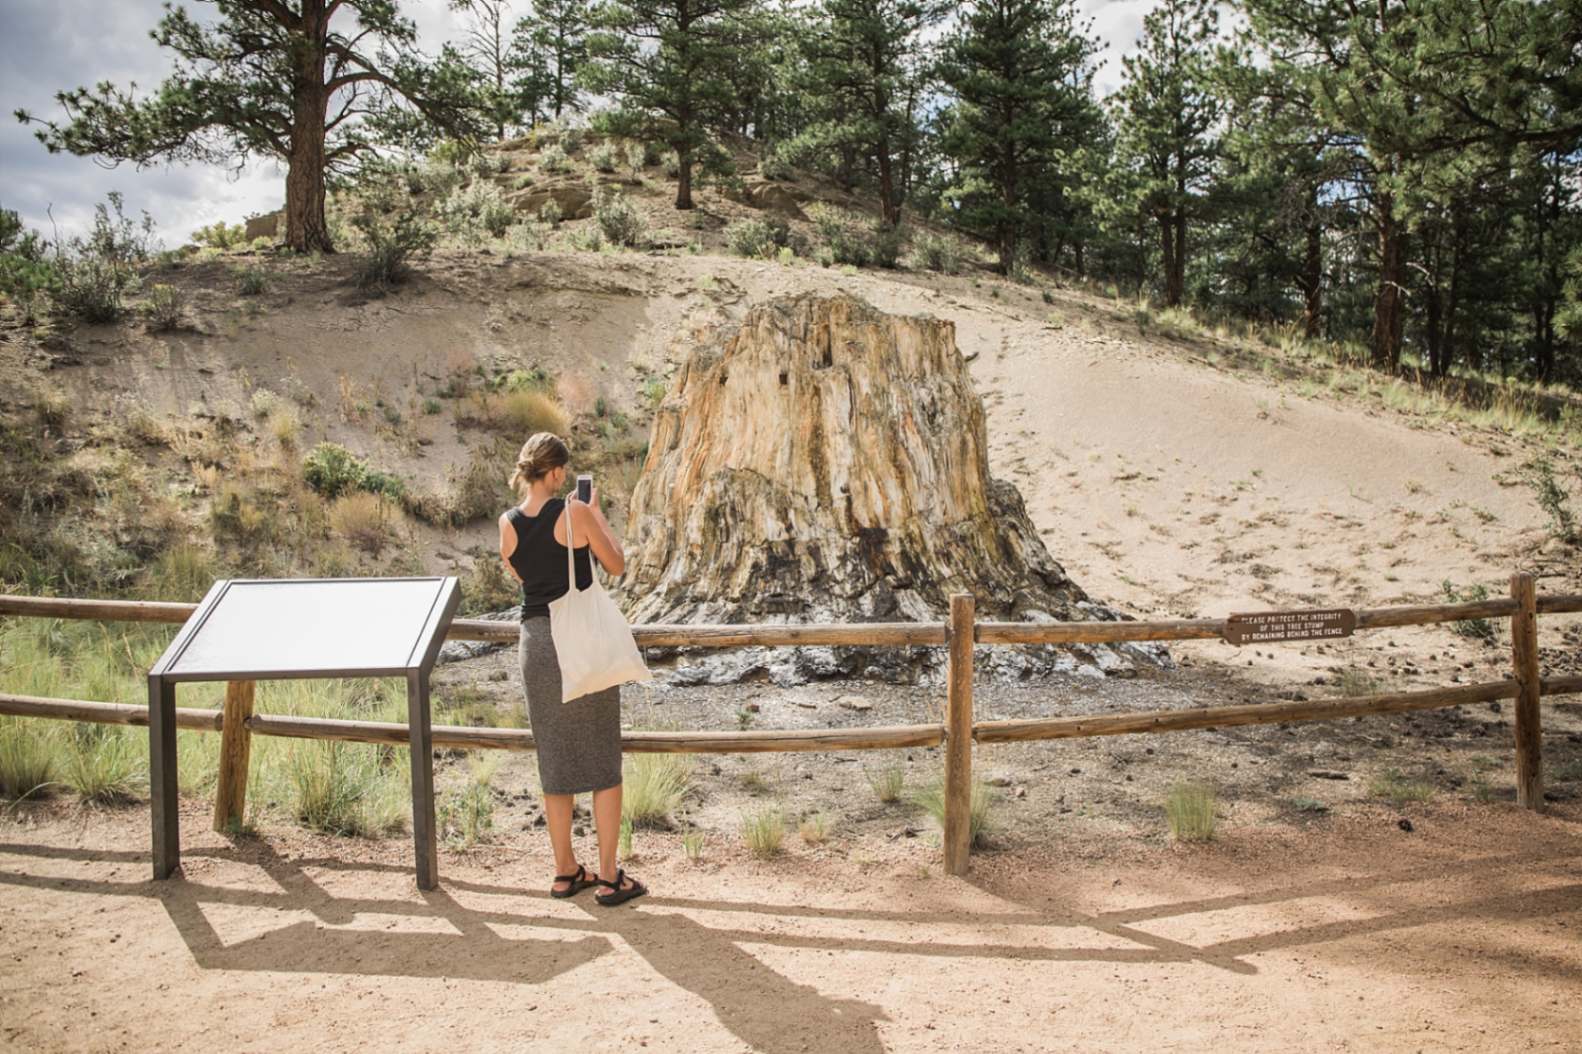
[1509,573,1543,810]
[944,592,975,875]
[212,680,255,833]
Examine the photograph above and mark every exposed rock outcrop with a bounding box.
[618,292,1169,685]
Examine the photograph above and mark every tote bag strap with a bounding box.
[564,498,577,592]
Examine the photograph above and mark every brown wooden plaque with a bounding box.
[1223,608,1356,645]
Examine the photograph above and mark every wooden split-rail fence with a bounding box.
[1,573,1579,876]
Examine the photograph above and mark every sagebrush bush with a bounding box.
[593,186,644,247]
[144,283,187,331]
[235,264,268,295]
[538,198,563,226]
[623,141,647,179]
[191,220,247,249]
[51,192,153,323]
[590,141,618,173]
[437,180,514,245]
[660,150,680,177]
[350,169,436,291]
[725,217,789,259]
[914,231,966,274]
[808,203,873,268]
[539,143,570,173]
[303,442,371,499]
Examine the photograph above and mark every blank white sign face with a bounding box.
[164,578,453,678]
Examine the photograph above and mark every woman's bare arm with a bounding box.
[498,513,524,583]
[571,494,625,576]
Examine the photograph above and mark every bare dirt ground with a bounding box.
[1,789,1578,1053]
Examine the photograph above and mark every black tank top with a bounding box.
[505,498,593,619]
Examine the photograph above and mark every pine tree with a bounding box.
[581,0,760,209]
[511,0,591,123]
[1110,0,1220,308]
[800,0,948,227]
[15,0,487,253]
[936,0,1101,274]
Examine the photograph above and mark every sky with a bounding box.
[0,0,1162,245]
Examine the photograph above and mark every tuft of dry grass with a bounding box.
[328,491,404,555]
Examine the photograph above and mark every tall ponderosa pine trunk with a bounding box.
[1370,196,1406,371]
[284,5,333,253]
[1298,187,1323,338]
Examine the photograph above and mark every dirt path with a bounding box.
[1,799,1577,1052]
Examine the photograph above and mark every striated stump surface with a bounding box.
[618,291,1167,684]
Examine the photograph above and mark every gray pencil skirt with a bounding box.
[518,615,624,795]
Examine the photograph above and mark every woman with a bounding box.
[498,432,647,907]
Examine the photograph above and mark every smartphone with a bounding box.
[576,474,592,504]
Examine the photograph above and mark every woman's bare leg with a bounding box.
[591,782,636,892]
[542,792,583,892]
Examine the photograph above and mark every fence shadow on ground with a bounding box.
[1,837,1578,1053]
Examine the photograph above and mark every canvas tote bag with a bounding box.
[547,501,653,703]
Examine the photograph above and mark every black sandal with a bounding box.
[594,867,647,907]
[549,863,598,898]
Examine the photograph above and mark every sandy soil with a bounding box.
[1,795,1578,1053]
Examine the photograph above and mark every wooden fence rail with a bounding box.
[1,575,1578,877]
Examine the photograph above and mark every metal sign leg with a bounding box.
[407,670,438,889]
[148,674,180,880]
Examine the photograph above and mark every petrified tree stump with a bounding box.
[618,292,1167,684]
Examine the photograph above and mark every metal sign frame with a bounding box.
[146,577,462,889]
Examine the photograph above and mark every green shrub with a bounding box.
[1520,455,1577,543]
[437,180,514,245]
[0,207,60,322]
[191,220,247,249]
[758,146,795,181]
[51,191,153,323]
[808,203,875,267]
[623,140,647,180]
[144,283,187,331]
[349,168,436,291]
[872,223,906,269]
[235,264,268,296]
[914,231,965,274]
[593,186,644,247]
[538,198,564,226]
[590,142,618,173]
[725,216,790,259]
[303,442,370,499]
[1442,580,1497,642]
[660,150,680,177]
[539,143,570,173]
[1165,782,1216,841]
